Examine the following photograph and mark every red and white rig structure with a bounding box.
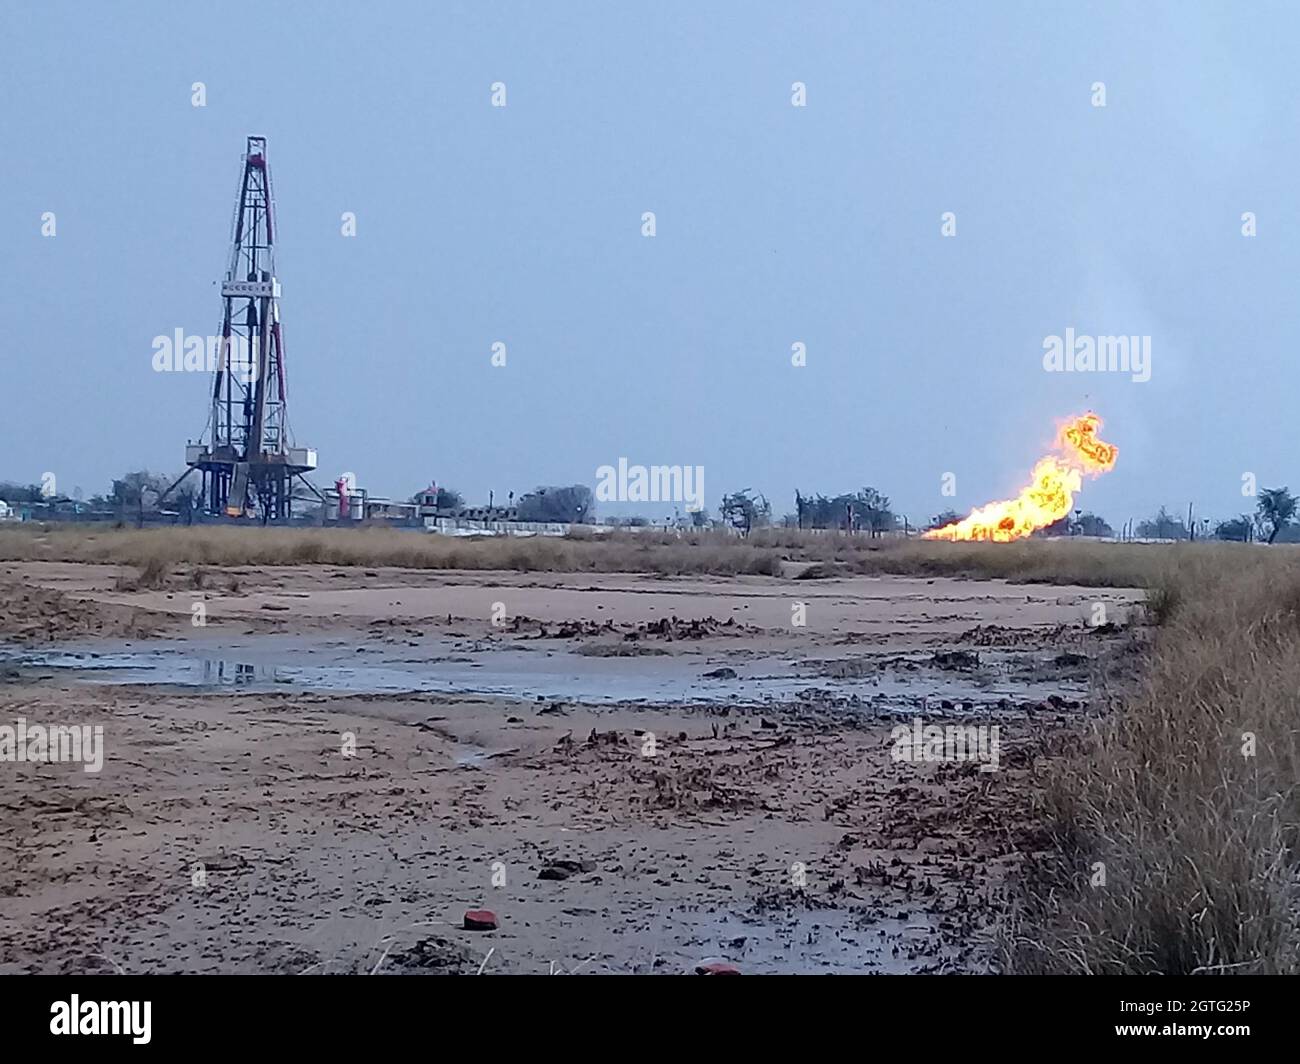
[181,136,317,520]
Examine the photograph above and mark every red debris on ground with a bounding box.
[463,910,499,931]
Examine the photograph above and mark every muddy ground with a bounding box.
[0,561,1143,974]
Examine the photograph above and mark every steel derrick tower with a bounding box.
[182,136,316,520]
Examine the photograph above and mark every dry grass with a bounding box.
[767,532,1300,589]
[111,553,170,591]
[1003,559,1300,973]
[0,525,783,577]
[4,523,1293,588]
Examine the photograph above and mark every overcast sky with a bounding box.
[3,1,1297,527]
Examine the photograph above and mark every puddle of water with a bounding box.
[1,635,1084,712]
[14,650,283,688]
[631,905,958,975]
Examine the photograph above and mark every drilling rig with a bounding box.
[179,136,317,520]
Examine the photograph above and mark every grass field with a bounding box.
[1003,558,1300,973]
[3,522,1293,588]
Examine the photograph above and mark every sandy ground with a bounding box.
[5,559,1140,640]
[0,561,1143,974]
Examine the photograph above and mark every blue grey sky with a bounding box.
[3,0,1297,527]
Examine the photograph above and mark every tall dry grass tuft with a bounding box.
[1003,561,1300,973]
[113,553,173,591]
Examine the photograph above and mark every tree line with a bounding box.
[5,471,1300,543]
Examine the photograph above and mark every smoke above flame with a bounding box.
[924,412,1118,543]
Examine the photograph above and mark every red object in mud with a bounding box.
[463,910,498,931]
[694,962,741,975]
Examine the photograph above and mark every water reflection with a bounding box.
[201,660,272,686]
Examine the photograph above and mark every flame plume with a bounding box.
[924,412,1117,543]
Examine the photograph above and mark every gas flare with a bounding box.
[924,412,1117,542]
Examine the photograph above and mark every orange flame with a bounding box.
[924,412,1117,542]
